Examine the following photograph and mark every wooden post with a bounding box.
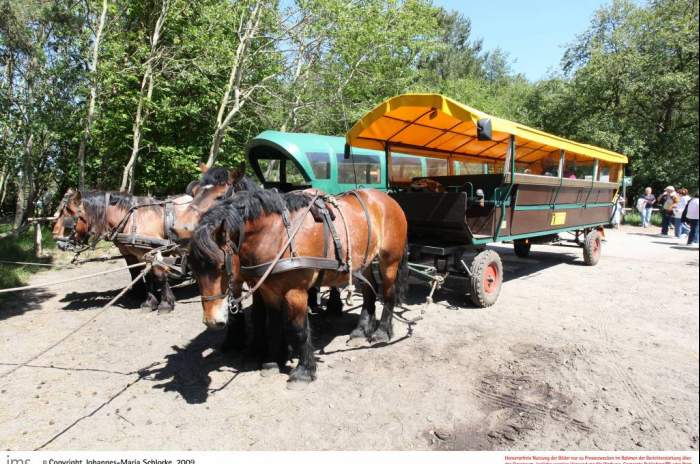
[34,221,42,257]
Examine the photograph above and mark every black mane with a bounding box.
[189,189,312,276]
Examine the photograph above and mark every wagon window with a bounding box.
[453,160,483,175]
[257,159,281,182]
[285,160,306,184]
[514,150,561,177]
[597,161,621,183]
[564,153,595,180]
[305,152,330,180]
[391,155,422,182]
[426,158,448,176]
[336,153,381,184]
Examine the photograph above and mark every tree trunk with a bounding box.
[0,163,7,211]
[119,0,168,192]
[1,57,13,211]
[13,133,33,231]
[205,1,262,168]
[78,0,109,190]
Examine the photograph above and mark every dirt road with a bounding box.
[1,226,698,451]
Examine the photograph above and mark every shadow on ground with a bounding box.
[0,288,56,321]
[59,282,200,311]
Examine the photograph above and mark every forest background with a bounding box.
[1,0,697,230]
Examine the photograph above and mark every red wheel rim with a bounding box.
[592,238,601,256]
[483,263,500,294]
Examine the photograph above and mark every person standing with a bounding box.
[611,194,625,229]
[671,188,687,238]
[640,187,655,228]
[659,186,678,236]
[685,193,699,246]
[678,188,691,237]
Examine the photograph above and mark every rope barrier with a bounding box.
[0,259,73,268]
[0,262,146,294]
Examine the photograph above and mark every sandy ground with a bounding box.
[0,226,698,451]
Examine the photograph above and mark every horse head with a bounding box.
[189,214,244,329]
[171,161,252,240]
[52,188,90,250]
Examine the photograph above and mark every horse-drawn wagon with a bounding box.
[344,93,628,306]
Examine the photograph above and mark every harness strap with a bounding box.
[240,256,348,277]
[281,208,297,257]
[315,198,346,269]
[164,201,177,242]
[312,211,330,288]
[348,190,372,269]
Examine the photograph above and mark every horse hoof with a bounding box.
[157,304,174,314]
[288,367,315,385]
[139,304,156,313]
[260,362,279,377]
[369,329,390,345]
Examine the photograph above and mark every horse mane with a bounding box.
[79,191,160,234]
[189,189,312,276]
[229,174,261,194]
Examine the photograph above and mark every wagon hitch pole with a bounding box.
[407,262,446,304]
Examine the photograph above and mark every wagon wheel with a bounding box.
[583,229,602,266]
[513,239,531,258]
[469,250,503,307]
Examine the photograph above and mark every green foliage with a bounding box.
[1,0,697,218]
[622,210,663,227]
[526,0,699,199]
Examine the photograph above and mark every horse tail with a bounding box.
[395,243,410,306]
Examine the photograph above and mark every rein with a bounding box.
[201,191,321,310]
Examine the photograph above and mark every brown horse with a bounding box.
[188,188,409,385]
[51,163,248,312]
[52,189,193,312]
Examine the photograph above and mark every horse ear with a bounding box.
[229,161,245,183]
[199,162,208,174]
[72,190,82,203]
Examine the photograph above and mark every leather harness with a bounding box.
[205,190,376,308]
[237,191,372,281]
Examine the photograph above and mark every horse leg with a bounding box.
[221,311,246,352]
[326,286,343,316]
[286,289,316,385]
[307,287,320,314]
[155,268,175,313]
[370,251,407,344]
[250,292,268,360]
[261,305,287,376]
[140,271,159,311]
[349,270,377,340]
[123,254,147,300]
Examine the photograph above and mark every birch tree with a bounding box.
[77,0,108,190]
[120,0,169,193]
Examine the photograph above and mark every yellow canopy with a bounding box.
[346,94,628,165]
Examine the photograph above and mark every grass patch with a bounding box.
[623,210,663,227]
[0,224,60,292]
